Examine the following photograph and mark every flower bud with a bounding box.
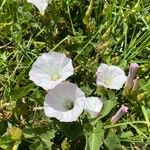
[125,63,139,90]
[61,138,71,150]
[102,2,110,15]
[137,92,148,101]
[111,105,128,124]
[83,0,94,26]
[132,77,139,91]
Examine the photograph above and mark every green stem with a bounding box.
[67,2,76,36]
[104,121,148,129]
[50,35,70,52]
[141,105,150,132]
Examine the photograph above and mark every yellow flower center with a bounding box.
[52,74,60,81]
[104,78,111,86]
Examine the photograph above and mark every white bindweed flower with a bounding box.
[44,82,85,122]
[27,0,49,15]
[29,52,74,90]
[96,63,127,90]
[84,97,103,118]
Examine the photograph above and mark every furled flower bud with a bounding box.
[102,1,110,15]
[132,77,139,91]
[137,92,148,101]
[125,63,139,90]
[61,138,71,150]
[111,105,128,124]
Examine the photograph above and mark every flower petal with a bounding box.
[96,63,109,86]
[84,97,103,118]
[27,0,49,15]
[107,66,127,90]
[107,76,127,90]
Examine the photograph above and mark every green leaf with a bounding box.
[140,79,150,91]
[24,126,55,150]
[0,121,7,135]
[107,90,117,100]
[80,84,94,96]
[120,131,134,139]
[0,135,12,145]
[58,122,83,139]
[96,87,107,97]
[24,126,53,139]
[30,140,44,150]
[84,121,104,150]
[11,83,35,100]
[100,99,117,118]
[40,130,56,150]
[104,130,122,150]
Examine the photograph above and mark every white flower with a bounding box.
[29,52,74,90]
[27,0,49,15]
[84,97,103,118]
[96,63,127,90]
[44,82,85,122]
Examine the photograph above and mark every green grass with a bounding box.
[0,0,150,149]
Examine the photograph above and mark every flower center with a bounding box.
[104,78,112,86]
[65,101,74,110]
[52,74,60,81]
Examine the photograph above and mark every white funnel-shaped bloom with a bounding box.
[96,63,127,90]
[44,82,85,122]
[29,52,74,90]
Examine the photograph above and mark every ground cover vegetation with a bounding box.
[0,0,150,149]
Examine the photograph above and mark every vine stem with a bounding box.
[141,105,150,132]
[104,121,148,129]
[50,35,70,52]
